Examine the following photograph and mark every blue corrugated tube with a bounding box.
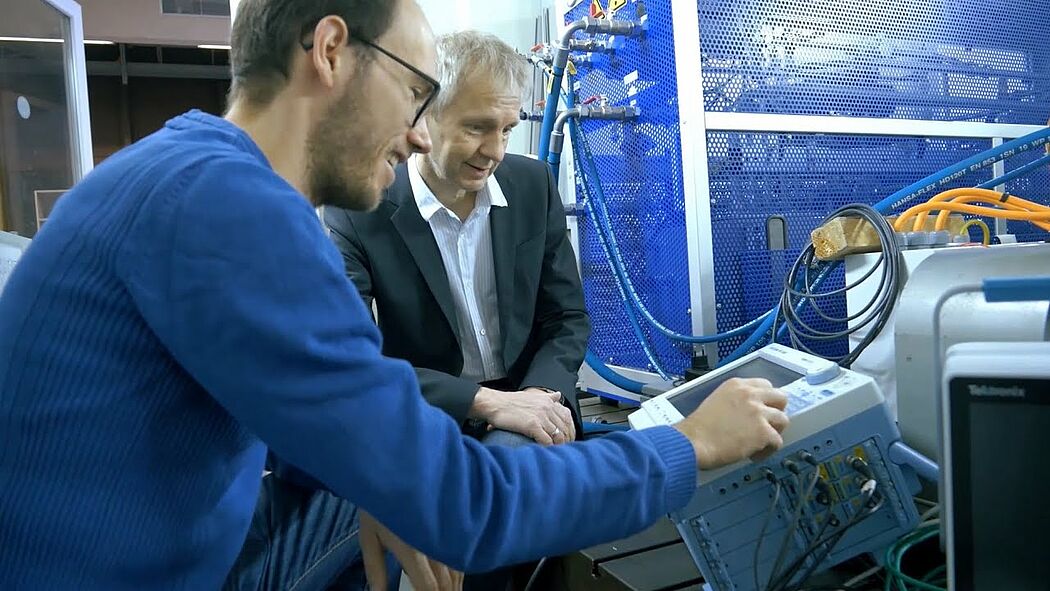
[720,126,1050,367]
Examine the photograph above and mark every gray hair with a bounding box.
[430,31,529,116]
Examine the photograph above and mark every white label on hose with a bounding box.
[627,85,638,96]
[624,70,639,84]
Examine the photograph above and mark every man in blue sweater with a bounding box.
[0,1,790,590]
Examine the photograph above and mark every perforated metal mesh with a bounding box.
[708,134,998,357]
[699,0,1050,124]
[701,0,1050,358]
[568,0,1050,374]
[1003,149,1050,240]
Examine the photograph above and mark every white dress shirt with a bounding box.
[408,154,508,383]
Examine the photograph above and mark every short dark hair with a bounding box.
[229,0,399,107]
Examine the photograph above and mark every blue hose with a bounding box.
[585,350,646,392]
[721,126,1050,366]
[882,127,1050,212]
[538,63,566,161]
[624,294,673,381]
[539,19,588,161]
[547,150,562,182]
[978,153,1050,189]
[576,145,673,379]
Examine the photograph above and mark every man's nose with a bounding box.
[480,134,506,164]
[408,118,432,154]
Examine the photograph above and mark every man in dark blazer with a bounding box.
[323,31,589,449]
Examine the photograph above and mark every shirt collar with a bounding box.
[409,154,507,221]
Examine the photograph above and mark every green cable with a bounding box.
[884,527,932,591]
[922,565,947,583]
[883,525,945,591]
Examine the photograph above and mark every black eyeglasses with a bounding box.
[301,32,440,127]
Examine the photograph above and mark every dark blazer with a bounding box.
[323,154,590,428]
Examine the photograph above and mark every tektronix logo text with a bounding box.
[967,384,1026,398]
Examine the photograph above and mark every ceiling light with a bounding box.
[0,36,114,45]
[198,44,231,50]
[0,36,64,43]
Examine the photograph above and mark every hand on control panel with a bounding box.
[672,378,790,470]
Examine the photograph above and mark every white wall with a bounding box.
[417,0,548,56]
[78,0,231,46]
[417,0,556,156]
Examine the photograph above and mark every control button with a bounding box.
[806,363,841,385]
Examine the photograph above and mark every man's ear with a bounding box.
[305,15,352,91]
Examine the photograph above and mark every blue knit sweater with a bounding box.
[0,111,696,590]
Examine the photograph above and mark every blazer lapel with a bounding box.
[389,178,461,342]
[489,186,517,368]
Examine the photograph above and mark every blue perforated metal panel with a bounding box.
[707,134,996,357]
[1003,148,1050,241]
[699,0,1050,359]
[699,0,1050,125]
[568,0,1050,375]
[569,0,694,375]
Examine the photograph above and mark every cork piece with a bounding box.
[811,214,967,260]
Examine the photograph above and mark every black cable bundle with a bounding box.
[767,485,886,591]
[773,204,903,367]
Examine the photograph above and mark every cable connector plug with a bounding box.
[814,477,833,505]
[860,479,882,510]
[569,38,615,53]
[578,104,641,121]
[849,456,875,480]
[519,110,544,122]
[581,17,642,36]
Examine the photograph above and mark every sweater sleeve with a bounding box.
[125,157,697,572]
